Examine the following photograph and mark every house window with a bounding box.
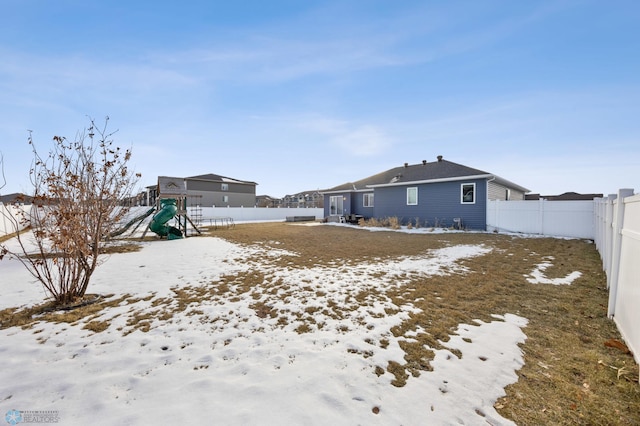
[222,195,229,203]
[363,193,374,207]
[221,183,229,191]
[407,187,418,205]
[461,183,475,204]
[505,189,511,201]
[329,195,344,215]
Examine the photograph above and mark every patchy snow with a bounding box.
[0,230,527,425]
[324,222,479,235]
[525,256,582,285]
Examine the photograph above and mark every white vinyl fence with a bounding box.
[0,203,31,237]
[490,193,640,378]
[2,204,324,238]
[192,206,324,223]
[594,189,640,375]
[487,199,595,238]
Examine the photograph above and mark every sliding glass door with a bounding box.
[329,196,344,216]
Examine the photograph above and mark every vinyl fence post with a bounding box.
[607,188,634,318]
[538,198,545,235]
[491,199,499,232]
[605,195,616,285]
[598,197,607,263]
[594,198,600,253]
[606,194,620,285]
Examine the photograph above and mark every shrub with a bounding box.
[387,217,400,230]
[0,117,140,306]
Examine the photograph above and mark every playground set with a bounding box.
[110,176,202,240]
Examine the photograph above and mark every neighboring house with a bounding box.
[282,190,324,208]
[525,192,603,201]
[256,195,282,208]
[140,174,257,207]
[185,174,257,207]
[0,193,32,205]
[321,155,530,230]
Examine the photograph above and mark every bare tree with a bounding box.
[0,117,140,306]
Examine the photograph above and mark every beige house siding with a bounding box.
[488,180,525,201]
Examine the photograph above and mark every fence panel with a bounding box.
[611,193,640,368]
[487,199,594,238]
[594,189,639,380]
[193,206,324,222]
[0,203,31,237]
[541,200,595,238]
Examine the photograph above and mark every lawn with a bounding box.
[0,222,638,425]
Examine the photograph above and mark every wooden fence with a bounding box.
[594,189,639,376]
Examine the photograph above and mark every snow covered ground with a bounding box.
[0,226,538,425]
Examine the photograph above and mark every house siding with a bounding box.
[488,181,525,201]
[353,192,375,217]
[185,178,256,207]
[323,191,376,219]
[187,179,254,194]
[373,179,487,229]
[187,190,255,207]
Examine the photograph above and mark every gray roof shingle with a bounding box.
[324,158,491,192]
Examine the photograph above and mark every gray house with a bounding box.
[282,190,324,208]
[322,156,529,230]
[185,174,257,207]
[143,174,257,207]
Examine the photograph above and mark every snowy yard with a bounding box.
[0,223,633,425]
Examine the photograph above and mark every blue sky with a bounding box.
[1,0,638,198]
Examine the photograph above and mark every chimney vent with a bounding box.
[422,160,427,165]
[437,155,443,162]
[404,162,408,168]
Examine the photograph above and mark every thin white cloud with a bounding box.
[330,125,391,157]
[144,34,411,84]
[294,115,392,157]
[0,48,197,103]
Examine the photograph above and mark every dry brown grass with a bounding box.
[0,294,125,330]
[208,222,639,425]
[2,222,638,424]
[18,241,143,259]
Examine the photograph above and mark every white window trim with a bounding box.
[363,193,374,207]
[461,183,476,204]
[221,183,229,191]
[407,187,418,205]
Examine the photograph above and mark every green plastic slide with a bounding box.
[149,199,183,239]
